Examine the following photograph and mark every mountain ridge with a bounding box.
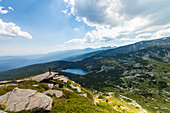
[0,46,116,72]
[0,41,169,112]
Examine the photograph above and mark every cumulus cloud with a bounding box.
[63,0,170,47]
[0,19,32,39]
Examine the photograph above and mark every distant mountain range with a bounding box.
[0,37,169,112]
[0,37,169,80]
[0,46,116,72]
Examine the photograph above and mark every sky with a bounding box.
[0,0,170,56]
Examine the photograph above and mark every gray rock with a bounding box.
[32,84,39,87]
[53,76,69,83]
[30,72,57,82]
[0,87,52,112]
[5,88,37,111]
[43,90,63,98]
[0,92,11,104]
[70,84,81,93]
[47,83,54,89]
[54,84,59,88]
[62,87,73,92]
[26,92,52,111]
[79,93,87,97]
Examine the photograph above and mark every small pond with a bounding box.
[61,69,88,75]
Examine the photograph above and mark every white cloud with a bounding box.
[120,28,170,43]
[0,19,32,39]
[62,9,67,14]
[63,0,170,47]
[0,6,14,14]
[0,6,9,14]
[74,27,79,31]
[8,6,14,11]
[135,33,153,40]
[153,28,170,38]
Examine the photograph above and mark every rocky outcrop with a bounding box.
[30,72,57,82]
[43,90,63,98]
[53,76,69,83]
[0,87,52,112]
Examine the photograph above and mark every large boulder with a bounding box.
[0,87,52,112]
[43,90,63,98]
[26,92,52,111]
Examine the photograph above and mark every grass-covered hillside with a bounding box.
[0,74,144,113]
[0,44,169,112]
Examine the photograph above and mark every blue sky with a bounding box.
[0,0,170,56]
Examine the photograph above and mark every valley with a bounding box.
[0,37,169,112]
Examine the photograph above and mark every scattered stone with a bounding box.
[32,84,39,87]
[43,90,63,98]
[47,83,54,89]
[70,84,81,93]
[79,93,87,97]
[54,84,59,88]
[62,87,73,92]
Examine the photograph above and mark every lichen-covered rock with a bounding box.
[0,87,52,112]
[43,90,63,98]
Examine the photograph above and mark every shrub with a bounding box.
[98,95,104,99]
[38,83,50,90]
[46,93,53,97]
